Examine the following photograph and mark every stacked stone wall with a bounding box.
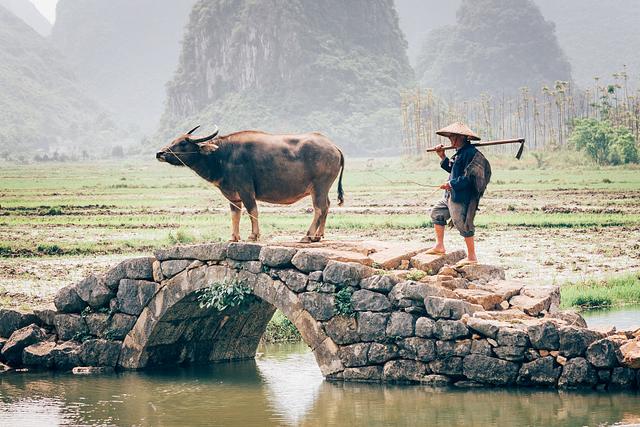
[1,242,639,389]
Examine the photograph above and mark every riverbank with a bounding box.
[561,273,640,309]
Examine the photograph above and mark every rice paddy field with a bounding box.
[0,151,639,310]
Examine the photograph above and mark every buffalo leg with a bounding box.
[230,201,242,242]
[303,190,329,242]
[317,196,331,238]
[240,194,260,241]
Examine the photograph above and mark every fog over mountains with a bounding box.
[1,0,637,154]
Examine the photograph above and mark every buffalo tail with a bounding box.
[337,150,345,206]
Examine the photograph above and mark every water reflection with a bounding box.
[1,342,639,426]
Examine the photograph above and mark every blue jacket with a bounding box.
[440,143,478,203]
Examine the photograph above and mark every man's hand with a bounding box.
[440,182,452,191]
[434,144,446,160]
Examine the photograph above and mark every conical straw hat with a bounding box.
[436,122,481,141]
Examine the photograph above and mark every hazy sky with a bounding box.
[29,0,57,23]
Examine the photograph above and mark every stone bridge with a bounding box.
[1,241,639,390]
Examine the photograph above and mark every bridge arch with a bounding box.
[118,263,343,376]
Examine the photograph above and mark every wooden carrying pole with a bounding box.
[426,138,526,159]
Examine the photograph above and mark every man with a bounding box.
[427,122,485,265]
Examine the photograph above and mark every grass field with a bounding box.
[0,150,639,308]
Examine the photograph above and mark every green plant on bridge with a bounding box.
[335,287,355,317]
[197,279,256,311]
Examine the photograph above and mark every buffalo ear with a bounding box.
[198,142,219,153]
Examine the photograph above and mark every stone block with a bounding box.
[299,292,335,321]
[496,328,529,347]
[85,313,109,337]
[54,314,87,341]
[610,367,637,389]
[434,320,469,340]
[399,337,436,362]
[456,264,505,282]
[435,340,471,358]
[465,317,509,339]
[308,271,323,282]
[105,257,154,290]
[259,246,298,268]
[343,366,383,381]
[76,275,114,309]
[559,326,603,358]
[359,275,399,293]
[80,339,122,367]
[493,345,527,361]
[470,339,493,356]
[52,341,82,371]
[1,324,46,366]
[351,290,391,312]
[558,357,598,388]
[545,310,587,328]
[160,260,192,279]
[313,337,344,376]
[357,312,388,342]
[107,313,137,340]
[463,354,519,385]
[365,342,397,364]
[323,261,373,286]
[421,374,452,387]
[0,309,40,337]
[410,250,466,274]
[33,307,56,327]
[22,341,56,368]
[53,285,87,314]
[72,366,115,375]
[226,242,262,261]
[586,338,622,368]
[386,312,415,337]
[527,321,560,350]
[430,357,463,376]
[277,269,308,293]
[517,356,561,386]
[620,339,640,368]
[424,296,482,320]
[154,243,228,261]
[383,359,427,382]
[291,250,329,273]
[323,315,359,345]
[415,317,436,338]
[338,343,370,367]
[389,281,455,304]
[454,289,503,310]
[116,279,160,316]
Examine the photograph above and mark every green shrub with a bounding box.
[168,229,196,244]
[36,243,63,255]
[335,288,355,317]
[197,279,256,311]
[570,118,638,165]
[405,269,427,281]
[263,310,301,343]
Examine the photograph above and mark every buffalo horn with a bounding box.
[190,125,219,144]
[187,125,201,135]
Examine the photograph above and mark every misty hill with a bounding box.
[51,0,197,135]
[159,0,413,155]
[536,0,640,88]
[415,0,571,98]
[0,5,117,152]
[0,0,51,36]
[394,0,458,66]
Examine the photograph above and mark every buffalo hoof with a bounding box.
[248,234,260,242]
[229,236,241,242]
[299,236,321,243]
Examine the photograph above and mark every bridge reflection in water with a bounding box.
[1,343,639,427]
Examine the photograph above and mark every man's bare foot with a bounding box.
[455,258,478,267]
[229,235,241,242]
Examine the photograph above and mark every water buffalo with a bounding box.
[156,126,344,242]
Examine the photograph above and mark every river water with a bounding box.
[1,310,640,426]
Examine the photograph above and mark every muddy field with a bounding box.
[1,155,639,310]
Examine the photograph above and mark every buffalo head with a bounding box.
[156,125,219,166]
